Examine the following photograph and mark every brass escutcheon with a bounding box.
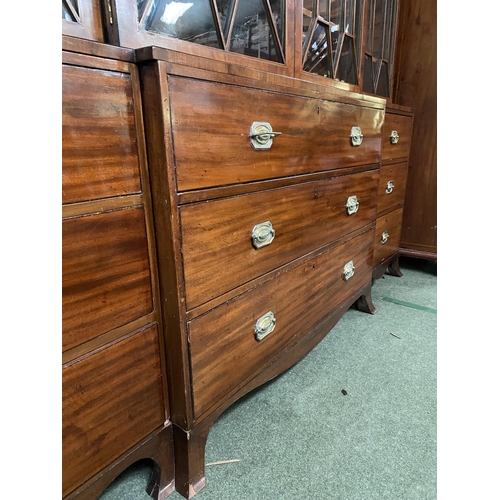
[346,195,359,215]
[343,260,355,281]
[255,311,276,341]
[250,122,282,150]
[251,221,275,249]
[350,126,363,146]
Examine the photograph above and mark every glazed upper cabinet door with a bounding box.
[301,0,363,86]
[62,0,104,41]
[114,0,292,74]
[360,0,398,97]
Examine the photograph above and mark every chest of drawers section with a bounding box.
[139,58,384,498]
[372,105,413,279]
[62,46,174,500]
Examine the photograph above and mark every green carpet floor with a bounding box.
[100,257,437,500]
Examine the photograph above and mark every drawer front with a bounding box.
[62,324,165,497]
[189,228,374,418]
[180,169,379,310]
[169,77,383,191]
[62,207,153,352]
[373,208,403,266]
[377,162,408,213]
[62,64,141,204]
[381,112,413,161]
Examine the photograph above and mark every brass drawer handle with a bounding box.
[342,260,355,281]
[252,221,275,249]
[346,195,359,215]
[350,126,363,146]
[250,122,282,150]
[386,180,394,194]
[390,130,399,144]
[381,231,390,244]
[255,311,276,341]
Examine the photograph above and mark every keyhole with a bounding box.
[314,188,318,198]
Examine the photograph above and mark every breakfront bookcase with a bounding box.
[62,1,435,498]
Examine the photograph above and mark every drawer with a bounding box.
[62,324,165,497]
[373,208,403,266]
[169,77,383,191]
[381,112,413,161]
[62,207,153,352]
[62,64,141,204]
[188,228,374,418]
[180,169,379,310]
[377,162,408,214]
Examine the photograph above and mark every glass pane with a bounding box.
[329,0,341,27]
[373,0,386,59]
[362,54,374,93]
[62,4,74,21]
[302,2,314,51]
[269,0,285,49]
[336,35,358,84]
[383,0,396,59]
[229,0,283,62]
[215,0,233,37]
[365,0,373,53]
[137,0,148,20]
[330,22,341,66]
[303,23,332,78]
[376,60,390,96]
[144,0,221,48]
[345,0,355,34]
[319,0,328,19]
[62,0,79,21]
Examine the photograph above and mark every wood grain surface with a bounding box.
[393,0,437,255]
[188,228,374,418]
[62,64,141,204]
[381,111,413,161]
[168,76,383,191]
[62,207,153,352]
[377,162,408,214]
[373,208,403,266]
[62,324,165,497]
[180,169,379,310]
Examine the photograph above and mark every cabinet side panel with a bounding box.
[393,0,437,254]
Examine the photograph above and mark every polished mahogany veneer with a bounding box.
[180,169,378,310]
[189,228,374,418]
[381,112,413,162]
[169,77,383,191]
[62,207,153,352]
[373,207,403,265]
[372,105,413,278]
[62,64,142,204]
[62,324,165,497]
[62,44,174,500]
[377,162,408,215]
[61,0,434,497]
